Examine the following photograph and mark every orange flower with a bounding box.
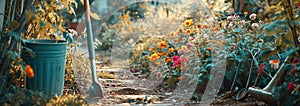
[202,25,210,29]
[151,48,156,52]
[189,37,195,41]
[168,48,174,53]
[25,65,34,78]
[269,60,280,69]
[158,41,167,49]
[243,11,249,15]
[157,52,165,56]
[205,40,210,44]
[177,76,184,80]
[166,58,172,63]
[189,26,194,29]
[183,19,193,26]
[177,28,184,34]
[193,29,198,33]
[185,29,191,34]
[206,47,212,51]
[175,38,180,43]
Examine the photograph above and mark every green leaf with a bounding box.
[281,47,299,58]
[7,31,20,40]
[232,28,241,33]
[23,47,35,58]
[6,51,17,60]
[263,35,276,42]
[263,20,288,36]
[205,63,213,69]
[257,49,278,60]
[282,30,295,46]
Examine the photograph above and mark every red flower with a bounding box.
[258,63,264,76]
[297,2,300,8]
[286,82,294,91]
[292,58,299,64]
[289,66,298,75]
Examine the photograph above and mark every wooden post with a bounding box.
[0,0,6,31]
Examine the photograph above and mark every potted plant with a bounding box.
[20,0,78,97]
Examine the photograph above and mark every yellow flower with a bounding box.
[243,11,249,15]
[158,41,167,49]
[170,31,176,37]
[149,53,160,61]
[181,46,188,50]
[168,48,174,53]
[183,20,193,26]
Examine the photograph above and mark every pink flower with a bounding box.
[186,43,193,49]
[287,82,294,91]
[177,46,189,54]
[173,60,181,67]
[258,63,264,75]
[172,56,180,62]
[157,72,162,78]
[234,14,240,19]
[227,16,234,21]
[240,20,246,24]
[173,57,189,67]
[249,13,257,20]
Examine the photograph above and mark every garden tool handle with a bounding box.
[84,0,97,82]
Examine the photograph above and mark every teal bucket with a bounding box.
[21,39,67,97]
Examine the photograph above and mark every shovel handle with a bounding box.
[84,0,97,82]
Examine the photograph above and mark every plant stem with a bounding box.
[253,75,259,87]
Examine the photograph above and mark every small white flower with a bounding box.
[227,23,233,28]
[240,20,246,24]
[249,13,257,20]
[251,23,259,29]
[227,16,234,21]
